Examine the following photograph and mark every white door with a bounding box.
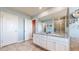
[1,12,18,46]
[25,18,32,40]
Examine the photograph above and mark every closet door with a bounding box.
[1,11,18,46]
[25,18,32,40]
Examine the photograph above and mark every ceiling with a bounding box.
[39,8,67,20]
[8,7,51,17]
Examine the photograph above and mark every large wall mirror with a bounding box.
[54,16,68,37]
[35,8,68,37]
[54,17,65,36]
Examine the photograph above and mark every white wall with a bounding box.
[18,17,25,42]
[0,8,32,46]
[69,19,79,38]
[36,21,43,33]
[25,18,32,40]
[69,7,79,38]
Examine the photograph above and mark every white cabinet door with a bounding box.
[40,38,47,49]
[47,41,56,51]
[56,38,69,51]
[56,43,66,51]
[33,34,38,45]
[47,36,56,51]
[40,35,47,49]
[1,11,18,46]
[33,34,40,45]
[36,35,40,46]
[56,40,67,51]
[33,34,47,49]
[33,34,37,44]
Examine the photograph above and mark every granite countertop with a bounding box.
[34,33,68,38]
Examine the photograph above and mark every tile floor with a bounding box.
[0,39,45,51]
[0,39,79,51]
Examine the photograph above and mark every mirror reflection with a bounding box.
[35,8,68,37]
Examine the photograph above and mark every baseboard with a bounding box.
[17,40,25,43]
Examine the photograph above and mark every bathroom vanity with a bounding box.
[33,8,70,51]
[33,33,70,51]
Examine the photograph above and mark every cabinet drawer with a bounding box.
[56,42,69,51]
[47,41,56,51]
[33,38,40,45]
[40,39,47,48]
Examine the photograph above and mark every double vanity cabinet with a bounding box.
[33,33,70,51]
